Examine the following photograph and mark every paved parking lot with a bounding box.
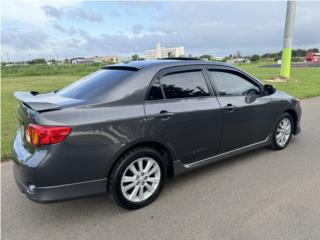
[2,97,320,240]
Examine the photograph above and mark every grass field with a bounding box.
[1,63,320,160]
[239,65,320,99]
[1,64,101,77]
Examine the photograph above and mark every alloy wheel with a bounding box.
[276,117,292,147]
[120,157,161,203]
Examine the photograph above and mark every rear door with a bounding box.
[144,65,223,164]
[206,66,274,153]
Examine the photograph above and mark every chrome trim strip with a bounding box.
[184,135,270,168]
[38,178,108,190]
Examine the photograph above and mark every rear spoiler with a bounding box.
[101,65,141,71]
[14,92,61,112]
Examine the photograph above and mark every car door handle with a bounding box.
[223,104,237,112]
[153,111,174,119]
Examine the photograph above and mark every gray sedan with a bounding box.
[12,60,301,209]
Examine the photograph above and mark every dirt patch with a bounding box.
[265,77,289,83]
[265,77,300,83]
[1,157,12,162]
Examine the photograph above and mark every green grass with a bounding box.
[238,64,320,99]
[1,74,86,160]
[1,64,320,160]
[1,64,102,77]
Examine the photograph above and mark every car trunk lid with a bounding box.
[14,91,84,112]
[14,91,83,152]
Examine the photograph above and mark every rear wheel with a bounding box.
[271,113,293,150]
[109,147,167,210]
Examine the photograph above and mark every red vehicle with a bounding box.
[305,52,320,63]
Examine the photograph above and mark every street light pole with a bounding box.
[280,0,296,79]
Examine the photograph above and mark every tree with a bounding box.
[250,55,260,62]
[307,48,319,53]
[292,49,307,57]
[200,54,211,60]
[49,59,56,64]
[27,58,46,64]
[131,54,139,61]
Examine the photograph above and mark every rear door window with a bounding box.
[159,70,210,99]
[58,69,136,100]
[148,80,164,100]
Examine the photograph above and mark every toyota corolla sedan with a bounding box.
[12,60,301,209]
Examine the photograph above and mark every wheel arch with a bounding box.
[107,139,178,181]
[284,108,298,133]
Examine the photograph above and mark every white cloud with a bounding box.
[2,28,48,49]
[1,1,319,61]
[1,1,81,27]
[42,4,103,22]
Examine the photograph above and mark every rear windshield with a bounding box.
[57,69,136,100]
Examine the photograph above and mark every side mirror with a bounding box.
[264,84,276,95]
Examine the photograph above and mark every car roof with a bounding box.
[108,59,231,71]
[89,59,260,105]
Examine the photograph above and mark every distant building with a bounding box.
[226,58,251,64]
[211,56,224,61]
[144,43,185,60]
[305,52,320,63]
[71,56,120,64]
[101,56,120,63]
[78,57,95,64]
[234,58,251,64]
[70,58,85,64]
[47,59,54,65]
[47,59,63,65]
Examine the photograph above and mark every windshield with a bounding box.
[57,69,136,100]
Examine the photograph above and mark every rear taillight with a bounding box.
[26,124,71,146]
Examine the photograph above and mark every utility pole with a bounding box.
[280,0,296,79]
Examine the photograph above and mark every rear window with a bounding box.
[57,69,135,100]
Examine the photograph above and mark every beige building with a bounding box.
[144,43,185,60]
[101,56,120,63]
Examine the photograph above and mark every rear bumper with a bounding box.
[13,166,107,203]
[12,130,119,203]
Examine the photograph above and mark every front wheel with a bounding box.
[108,147,167,210]
[271,113,293,150]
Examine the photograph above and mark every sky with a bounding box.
[1,0,320,61]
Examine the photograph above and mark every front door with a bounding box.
[206,68,273,153]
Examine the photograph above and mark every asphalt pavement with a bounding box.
[2,97,320,240]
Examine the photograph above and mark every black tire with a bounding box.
[271,113,293,150]
[108,147,167,210]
